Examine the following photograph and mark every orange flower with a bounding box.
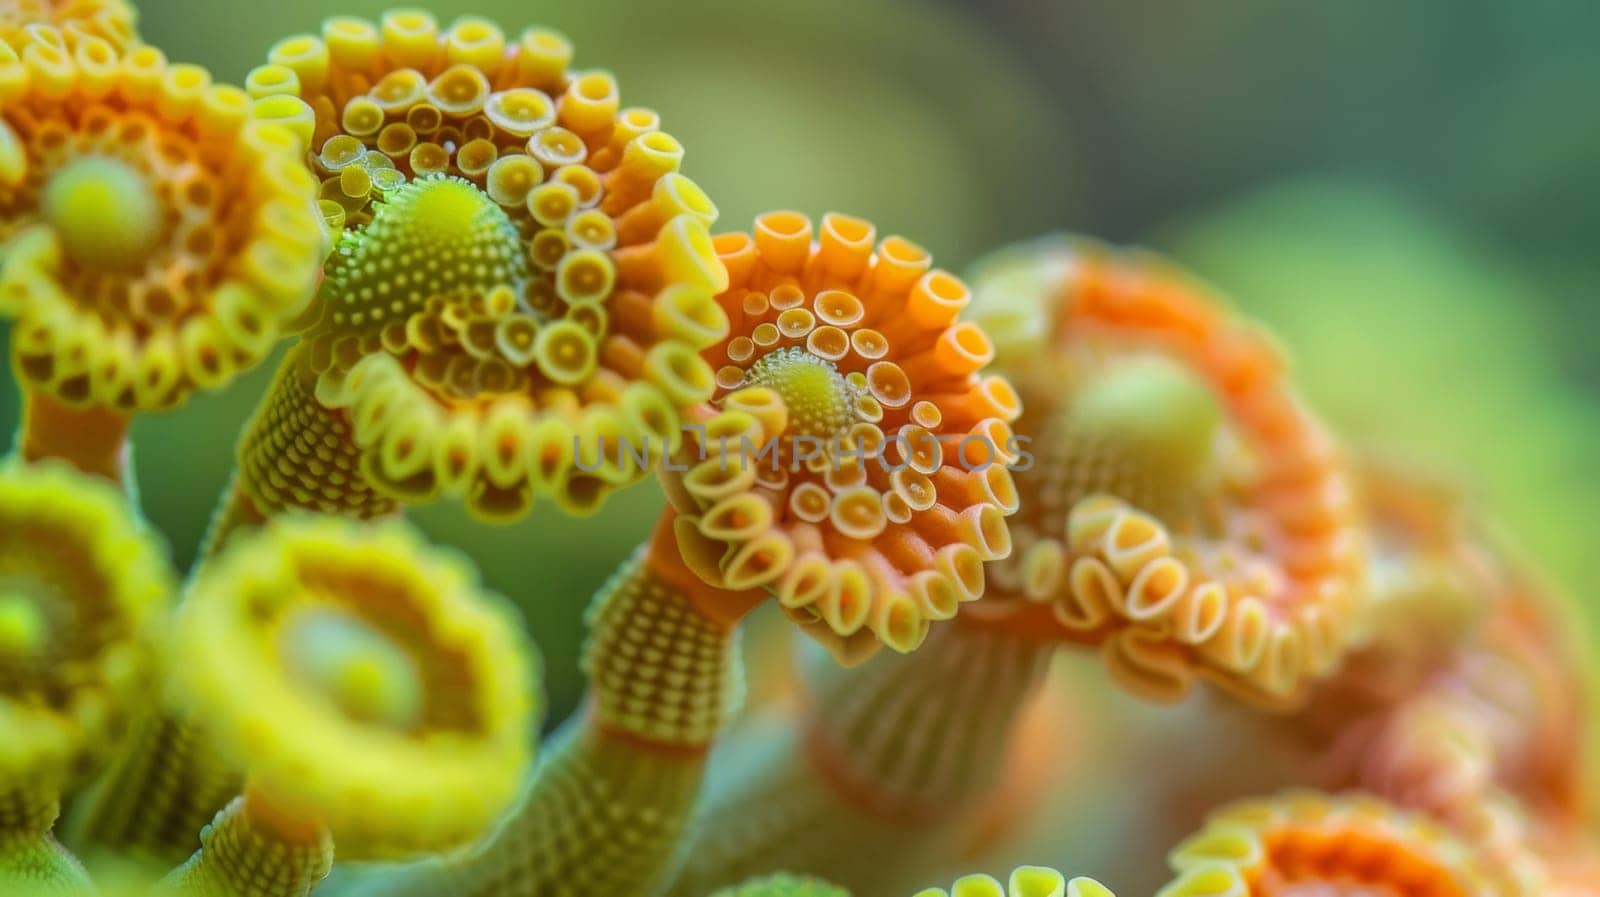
[964,238,1364,707]
[665,211,1022,656]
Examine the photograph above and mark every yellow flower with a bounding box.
[171,515,540,859]
[0,458,171,789]
[666,211,1022,658]
[0,33,321,413]
[239,9,729,521]
[964,237,1365,707]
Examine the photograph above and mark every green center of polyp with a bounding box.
[280,605,424,730]
[1069,354,1222,482]
[746,347,854,439]
[0,591,48,661]
[43,155,163,272]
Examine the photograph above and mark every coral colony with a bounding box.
[0,3,1593,897]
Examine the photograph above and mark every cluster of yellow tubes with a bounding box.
[0,2,1592,897]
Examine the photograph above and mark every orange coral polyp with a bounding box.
[663,211,1021,657]
[970,241,1364,707]
[1158,792,1534,897]
[0,34,321,413]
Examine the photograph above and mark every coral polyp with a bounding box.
[169,515,539,862]
[230,8,730,523]
[0,32,321,479]
[668,211,1022,657]
[965,237,1365,706]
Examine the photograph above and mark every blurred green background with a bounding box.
[4,0,1597,727]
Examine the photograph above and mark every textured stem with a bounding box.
[669,623,1052,895]
[377,521,747,897]
[19,390,131,484]
[157,794,332,897]
[66,709,240,871]
[0,788,92,896]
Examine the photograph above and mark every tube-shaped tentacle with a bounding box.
[0,29,321,484]
[154,515,537,896]
[0,460,171,892]
[670,624,1052,895]
[0,0,138,52]
[963,236,1365,708]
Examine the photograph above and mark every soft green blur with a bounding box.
[3,0,1596,729]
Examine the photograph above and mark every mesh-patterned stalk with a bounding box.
[376,529,746,897]
[671,623,1051,895]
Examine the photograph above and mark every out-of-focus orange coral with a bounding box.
[964,238,1364,707]
[1157,791,1539,897]
[232,9,729,523]
[665,211,1021,657]
[0,29,320,480]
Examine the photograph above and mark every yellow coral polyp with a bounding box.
[0,35,321,412]
[238,10,731,521]
[662,211,1022,658]
[0,459,171,787]
[966,238,1365,708]
[914,867,1116,897]
[1156,791,1534,897]
[171,516,540,859]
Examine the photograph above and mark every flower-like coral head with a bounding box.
[0,0,137,52]
[171,515,540,859]
[1157,791,1539,897]
[663,211,1022,658]
[249,10,729,520]
[0,32,322,413]
[963,237,1364,707]
[914,867,1115,897]
[0,458,171,800]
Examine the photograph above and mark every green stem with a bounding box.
[375,542,744,897]
[0,788,92,896]
[158,796,332,897]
